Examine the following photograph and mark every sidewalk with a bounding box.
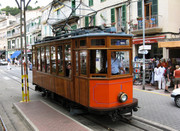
[133,83,174,95]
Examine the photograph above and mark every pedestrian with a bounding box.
[164,65,172,93]
[154,65,159,89]
[158,64,166,90]
[7,61,11,70]
[173,65,180,89]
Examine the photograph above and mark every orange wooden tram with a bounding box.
[32,28,138,121]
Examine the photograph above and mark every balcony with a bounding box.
[130,15,163,35]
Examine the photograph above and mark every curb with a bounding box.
[13,103,39,131]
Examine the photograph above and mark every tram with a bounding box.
[32,27,138,121]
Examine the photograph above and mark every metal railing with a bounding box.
[130,15,161,31]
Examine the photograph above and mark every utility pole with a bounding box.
[142,0,145,90]
[15,0,31,102]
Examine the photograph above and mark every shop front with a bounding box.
[158,40,180,65]
[133,35,165,60]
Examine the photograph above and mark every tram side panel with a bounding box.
[74,77,89,107]
[55,78,74,101]
[89,77,133,108]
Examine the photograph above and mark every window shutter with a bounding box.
[122,5,126,27]
[152,0,158,15]
[137,0,142,17]
[89,0,93,6]
[111,8,115,27]
[93,15,96,26]
[72,0,76,15]
[85,16,89,27]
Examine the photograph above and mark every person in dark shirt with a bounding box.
[165,65,172,93]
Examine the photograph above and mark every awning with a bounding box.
[0,50,5,56]
[11,51,21,59]
[158,41,180,48]
[133,35,165,44]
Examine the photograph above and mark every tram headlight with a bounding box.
[118,92,128,103]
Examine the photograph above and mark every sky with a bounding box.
[0,0,53,8]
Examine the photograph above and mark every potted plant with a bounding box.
[137,17,143,21]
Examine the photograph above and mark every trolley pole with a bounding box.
[15,0,31,102]
[142,0,145,90]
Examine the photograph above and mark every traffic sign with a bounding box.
[138,49,148,54]
[139,45,151,50]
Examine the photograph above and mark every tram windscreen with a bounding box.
[110,51,130,75]
[90,50,107,76]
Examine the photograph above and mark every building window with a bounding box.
[72,0,76,15]
[85,16,89,27]
[111,8,115,27]
[89,0,93,6]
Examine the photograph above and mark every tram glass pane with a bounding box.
[37,47,41,71]
[32,51,35,67]
[41,47,45,72]
[91,39,105,46]
[46,46,50,73]
[80,50,87,75]
[111,51,130,75]
[111,39,129,46]
[90,50,107,75]
[57,46,63,74]
[75,51,78,73]
[80,40,86,46]
[65,44,71,77]
[51,46,56,73]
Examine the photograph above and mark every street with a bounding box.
[0,65,179,131]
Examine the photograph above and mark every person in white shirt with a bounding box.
[154,65,159,89]
[158,65,166,90]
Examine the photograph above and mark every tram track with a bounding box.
[0,115,7,131]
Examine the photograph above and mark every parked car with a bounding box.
[0,59,8,65]
[171,88,180,108]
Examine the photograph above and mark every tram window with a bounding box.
[41,47,45,72]
[110,51,130,75]
[46,46,50,73]
[75,41,78,48]
[80,50,87,75]
[57,45,63,74]
[80,40,86,46]
[91,39,105,46]
[65,44,71,77]
[111,39,129,46]
[75,51,78,73]
[32,51,35,67]
[51,46,56,73]
[37,47,41,71]
[90,50,107,76]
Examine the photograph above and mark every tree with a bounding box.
[1,6,40,16]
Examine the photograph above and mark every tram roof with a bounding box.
[35,32,133,45]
